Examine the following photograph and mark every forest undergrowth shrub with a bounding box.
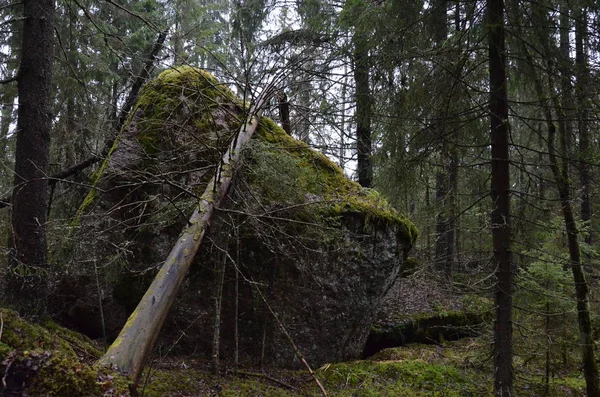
[513,217,584,383]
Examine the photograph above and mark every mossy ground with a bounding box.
[134,338,587,396]
[0,309,587,396]
[0,309,129,396]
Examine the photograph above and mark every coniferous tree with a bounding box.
[488,0,513,394]
[7,0,55,315]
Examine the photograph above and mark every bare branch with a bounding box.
[0,75,17,85]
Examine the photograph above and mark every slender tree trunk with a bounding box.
[295,47,313,144]
[339,64,348,170]
[488,0,513,395]
[212,255,226,375]
[521,5,600,393]
[547,119,600,397]
[448,152,458,272]
[576,8,592,244]
[432,0,454,280]
[451,154,460,266]
[353,27,372,188]
[425,176,432,262]
[434,164,450,274]
[7,0,55,315]
[278,90,291,135]
[173,8,183,66]
[558,9,574,158]
[233,223,240,370]
[521,23,600,395]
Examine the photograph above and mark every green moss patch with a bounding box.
[252,117,417,247]
[0,309,127,396]
[364,298,493,358]
[317,359,480,396]
[132,66,241,154]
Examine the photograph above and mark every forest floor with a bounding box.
[136,336,586,396]
[0,272,590,396]
[134,271,587,396]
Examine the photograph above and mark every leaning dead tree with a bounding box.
[98,88,274,384]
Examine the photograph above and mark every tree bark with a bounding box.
[547,118,600,397]
[98,94,270,384]
[7,0,55,315]
[575,8,592,244]
[278,90,291,135]
[431,0,455,280]
[518,11,600,392]
[488,0,514,395]
[434,164,450,275]
[353,26,372,188]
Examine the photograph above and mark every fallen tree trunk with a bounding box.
[97,92,271,384]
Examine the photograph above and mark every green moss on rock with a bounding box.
[253,117,418,247]
[132,66,241,154]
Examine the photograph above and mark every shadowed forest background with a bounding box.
[1,0,600,395]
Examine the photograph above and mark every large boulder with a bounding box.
[57,66,417,367]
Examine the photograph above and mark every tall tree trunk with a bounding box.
[212,255,226,375]
[558,9,574,162]
[488,0,513,395]
[353,27,372,188]
[547,114,600,397]
[434,162,450,275]
[7,0,55,315]
[520,5,600,393]
[450,154,460,266]
[576,8,592,244]
[432,0,455,279]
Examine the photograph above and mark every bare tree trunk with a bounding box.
[451,154,461,267]
[547,119,600,397]
[519,4,600,394]
[434,164,449,274]
[212,255,227,375]
[233,223,240,370]
[432,0,455,281]
[576,8,592,244]
[7,0,55,315]
[488,0,514,395]
[278,90,291,135]
[353,26,372,188]
[98,93,271,384]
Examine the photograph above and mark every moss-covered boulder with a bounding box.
[59,66,417,368]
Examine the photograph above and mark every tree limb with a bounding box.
[0,75,17,85]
